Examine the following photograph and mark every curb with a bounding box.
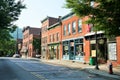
[40,60,120,80]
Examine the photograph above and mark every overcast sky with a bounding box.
[15,0,71,29]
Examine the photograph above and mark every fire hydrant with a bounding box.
[108,62,113,74]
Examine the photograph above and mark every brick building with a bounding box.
[41,12,120,66]
[41,16,60,59]
[61,12,88,62]
[21,26,41,57]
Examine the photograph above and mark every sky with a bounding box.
[15,0,71,29]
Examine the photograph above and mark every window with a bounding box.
[45,37,47,43]
[49,35,51,42]
[78,19,82,32]
[68,23,71,35]
[72,21,76,33]
[90,1,94,7]
[50,35,52,42]
[63,25,66,36]
[52,34,54,42]
[56,33,59,41]
[53,34,55,42]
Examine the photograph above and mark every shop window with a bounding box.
[63,46,69,55]
[75,45,84,56]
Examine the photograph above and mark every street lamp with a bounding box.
[95,31,99,70]
[90,0,99,70]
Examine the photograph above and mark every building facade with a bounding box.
[22,26,41,57]
[41,12,120,66]
[41,16,60,59]
[61,13,88,62]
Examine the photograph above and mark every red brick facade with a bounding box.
[41,12,120,66]
[22,26,40,57]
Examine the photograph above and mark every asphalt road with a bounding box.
[0,58,40,80]
[0,57,115,80]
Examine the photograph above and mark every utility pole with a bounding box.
[16,27,18,54]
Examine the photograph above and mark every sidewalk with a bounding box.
[40,59,120,79]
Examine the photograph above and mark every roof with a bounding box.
[61,12,75,21]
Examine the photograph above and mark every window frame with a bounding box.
[72,21,76,34]
[78,19,82,32]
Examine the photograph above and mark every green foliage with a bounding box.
[0,0,25,55]
[0,0,25,40]
[65,0,120,37]
[0,39,16,56]
[0,0,25,29]
[33,38,41,54]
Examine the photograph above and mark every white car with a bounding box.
[36,54,41,58]
[13,54,21,58]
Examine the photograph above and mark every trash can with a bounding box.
[89,57,96,65]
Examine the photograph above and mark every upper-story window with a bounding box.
[53,34,55,42]
[72,21,76,34]
[50,35,52,42]
[90,1,95,7]
[45,37,47,43]
[56,33,59,41]
[63,25,66,36]
[68,23,71,35]
[78,19,82,32]
[49,35,51,42]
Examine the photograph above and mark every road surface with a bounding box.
[0,57,116,80]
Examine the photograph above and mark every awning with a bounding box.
[85,31,104,37]
[84,31,105,40]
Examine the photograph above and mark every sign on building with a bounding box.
[108,43,117,60]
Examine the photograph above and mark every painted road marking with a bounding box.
[31,72,48,80]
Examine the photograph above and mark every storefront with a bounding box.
[41,46,47,59]
[85,31,108,64]
[62,38,84,62]
[74,39,84,62]
[48,43,60,59]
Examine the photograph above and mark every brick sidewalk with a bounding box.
[40,59,120,79]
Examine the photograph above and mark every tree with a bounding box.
[0,0,25,40]
[65,0,120,37]
[0,39,16,56]
[33,38,41,54]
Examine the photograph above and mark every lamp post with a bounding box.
[90,0,99,70]
[95,31,99,70]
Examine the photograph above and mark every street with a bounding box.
[0,57,116,80]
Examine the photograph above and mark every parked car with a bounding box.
[36,54,41,58]
[13,54,21,58]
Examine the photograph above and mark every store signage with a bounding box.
[65,46,68,50]
[108,43,117,60]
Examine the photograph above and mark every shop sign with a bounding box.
[108,43,117,60]
[91,50,96,57]
[64,46,68,50]
[90,40,96,44]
